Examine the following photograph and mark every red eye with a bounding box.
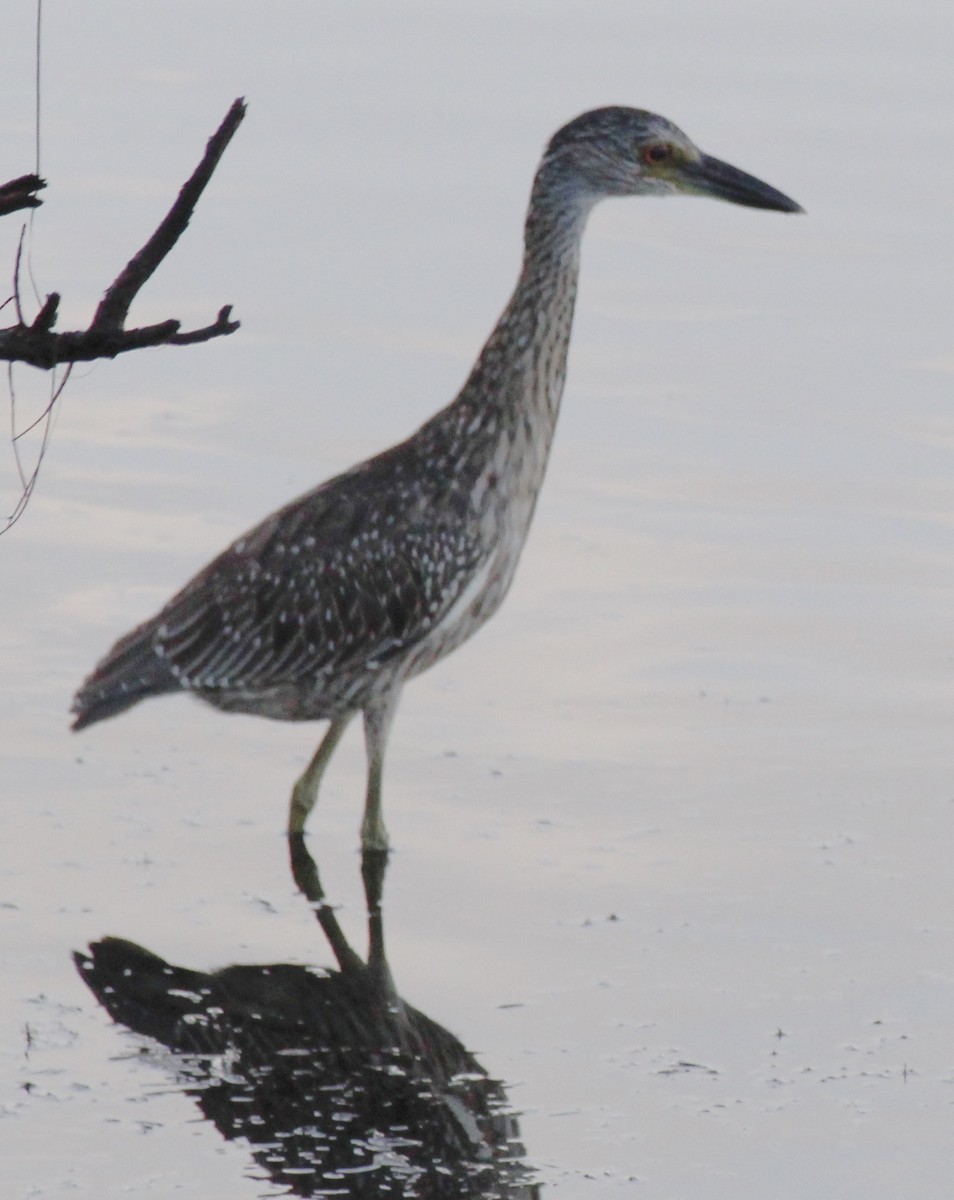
[642,142,672,165]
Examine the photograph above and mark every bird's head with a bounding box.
[541,107,802,213]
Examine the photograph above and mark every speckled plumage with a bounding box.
[72,107,800,849]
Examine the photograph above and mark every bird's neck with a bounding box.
[411,178,598,636]
[458,179,595,440]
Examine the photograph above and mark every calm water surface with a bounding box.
[2,3,953,1197]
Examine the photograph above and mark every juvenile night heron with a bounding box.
[72,107,800,851]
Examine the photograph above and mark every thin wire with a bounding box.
[13,380,65,440]
[27,0,43,307]
[1,0,55,535]
[34,0,42,178]
[9,365,29,492]
[3,362,70,533]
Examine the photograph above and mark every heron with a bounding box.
[72,107,800,852]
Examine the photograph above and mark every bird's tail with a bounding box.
[71,620,179,730]
[74,938,208,1047]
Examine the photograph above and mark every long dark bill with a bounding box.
[689,153,803,213]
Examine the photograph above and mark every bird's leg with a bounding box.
[288,713,355,834]
[361,844,393,987]
[360,688,401,853]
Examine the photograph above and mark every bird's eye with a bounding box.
[642,142,672,166]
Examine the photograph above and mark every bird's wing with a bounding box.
[149,460,485,694]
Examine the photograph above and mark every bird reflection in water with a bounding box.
[75,838,539,1199]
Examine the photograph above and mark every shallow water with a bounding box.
[3,3,953,1197]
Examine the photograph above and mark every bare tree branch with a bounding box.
[92,98,246,332]
[0,99,246,369]
[169,304,239,346]
[0,174,45,217]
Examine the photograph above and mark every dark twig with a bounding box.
[0,175,45,217]
[30,292,58,333]
[0,99,246,370]
[169,304,240,346]
[92,98,246,332]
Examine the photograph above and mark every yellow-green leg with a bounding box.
[288,713,355,834]
[360,688,401,853]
